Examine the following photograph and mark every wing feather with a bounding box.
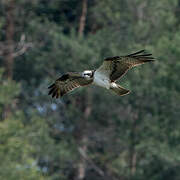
[97,50,155,82]
[48,72,93,98]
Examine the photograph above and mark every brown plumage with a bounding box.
[48,50,155,98]
[48,72,93,98]
[99,50,154,82]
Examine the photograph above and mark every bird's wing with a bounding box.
[96,50,155,82]
[48,72,93,98]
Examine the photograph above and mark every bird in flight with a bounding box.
[48,50,155,98]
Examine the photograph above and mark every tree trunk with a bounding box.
[75,89,91,180]
[4,0,15,80]
[3,0,15,119]
[76,133,88,180]
[129,112,138,177]
[78,0,87,37]
[74,1,89,179]
[130,150,137,176]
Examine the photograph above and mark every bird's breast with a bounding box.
[93,71,110,89]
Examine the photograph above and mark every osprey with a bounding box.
[48,50,155,98]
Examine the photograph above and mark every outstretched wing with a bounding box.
[48,72,93,98]
[97,50,155,82]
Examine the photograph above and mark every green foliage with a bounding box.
[0,0,180,179]
[0,69,44,179]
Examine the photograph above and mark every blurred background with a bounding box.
[0,0,180,179]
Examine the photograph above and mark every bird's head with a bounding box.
[82,70,94,79]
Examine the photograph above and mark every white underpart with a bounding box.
[111,82,118,88]
[84,70,92,74]
[93,71,111,89]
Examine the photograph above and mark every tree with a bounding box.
[0,0,180,179]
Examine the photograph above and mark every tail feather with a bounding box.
[110,83,130,96]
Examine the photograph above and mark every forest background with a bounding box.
[0,0,180,180]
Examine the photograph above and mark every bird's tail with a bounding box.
[110,83,130,96]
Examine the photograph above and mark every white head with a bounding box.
[82,70,93,79]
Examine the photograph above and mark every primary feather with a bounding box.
[48,50,155,98]
[48,72,93,98]
[98,50,154,82]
